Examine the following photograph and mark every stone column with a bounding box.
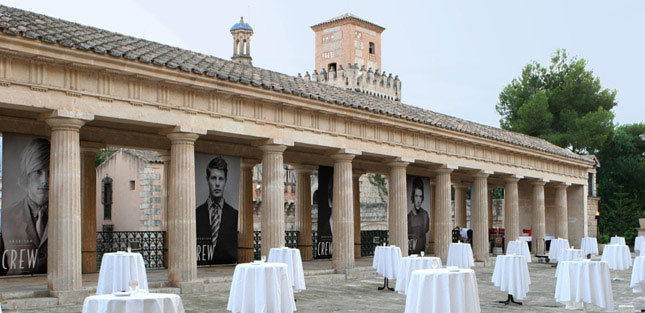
[472,172,489,262]
[238,159,258,263]
[352,170,363,258]
[159,152,170,267]
[388,161,409,257]
[293,165,315,261]
[454,182,468,228]
[554,183,569,240]
[435,168,453,262]
[532,181,547,256]
[503,176,521,245]
[488,187,494,229]
[331,153,355,273]
[46,117,86,293]
[81,147,98,273]
[260,144,287,256]
[166,131,200,286]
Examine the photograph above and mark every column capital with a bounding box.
[292,164,317,173]
[531,180,548,186]
[552,181,571,189]
[387,160,409,168]
[473,171,490,179]
[158,151,171,162]
[80,141,105,153]
[40,109,94,122]
[503,175,522,183]
[452,181,470,188]
[166,132,200,143]
[331,153,355,162]
[45,117,87,131]
[435,167,454,175]
[259,143,287,153]
[160,125,207,136]
[241,158,260,168]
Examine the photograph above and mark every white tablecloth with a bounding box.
[518,236,531,242]
[631,256,645,293]
[372,246,403,279]
[404,268,480,313]
[555,249,585,278]
[580,237,599,256]
[227,263,295,313]
[506,241,531,263]
[492,255,531,300]
[635,236,645,253]
[82,293,184,313]
[641,242,645,257]
[97,252,149,295]
[394,256,442,294]
[601,244,632,271]
[548,238,570,261]
[447,243,475,269]
[268,248,306,291]
[555,261,614,311]
[610,236,626,246]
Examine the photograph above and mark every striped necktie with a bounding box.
[210,203,222,246]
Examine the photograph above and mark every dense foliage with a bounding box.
[496,49,617,154]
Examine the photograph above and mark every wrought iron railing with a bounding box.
[97,231,166,269]
[361,230,389,257]
[252,230,389,259]
[253,230,300,260]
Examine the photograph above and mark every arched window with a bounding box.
[236,40,240,55]
[102,176,113,220]
[243,40,247,55]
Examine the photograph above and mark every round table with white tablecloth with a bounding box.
[601,244,632,271]
[631,256,645,293]
[555,260,614,311]
[447,243,474,269]
[394,256,442,294]
[227,262,295,313]
[548,238,570,261]
[635,236,645,254]
[491,255,531,301]
[610,236,626,246]
[506,241,531,263]
[580,237,599,257]
[555,249,584,277]
[372,246,402,280]
[404,268,481,313]
[97,252,149,295]
[82,293,184,313]
[268,247,305,291]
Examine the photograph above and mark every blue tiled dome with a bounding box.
[230,17,253,32]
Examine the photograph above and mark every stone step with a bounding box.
[149,287,181,294]
[1,296,59,310]
[0,289,50,300]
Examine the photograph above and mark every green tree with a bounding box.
[94,147,118,167]
[597,123,645,245]
[497,49,617,154]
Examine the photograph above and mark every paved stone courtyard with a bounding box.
[2,256,643,312]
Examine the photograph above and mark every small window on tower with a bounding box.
[328,63,337,72]
[369,42,375,54]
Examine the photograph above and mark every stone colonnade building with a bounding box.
[0,6,595,297]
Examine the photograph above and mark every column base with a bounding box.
[50,290,92,305]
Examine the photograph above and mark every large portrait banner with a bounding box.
[315,166,333,259]
[1,133,50,276]
[407,175,431,255]
[194,153,240,265]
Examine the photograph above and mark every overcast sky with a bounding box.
[2,0,643,128]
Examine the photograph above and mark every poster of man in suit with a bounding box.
[407,175,431,255]
[194,153,240,265]
[1,133,50,276]
[316,166,333,259]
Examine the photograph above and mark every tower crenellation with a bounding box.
[309,13,402,101]
[300,63,401,101]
